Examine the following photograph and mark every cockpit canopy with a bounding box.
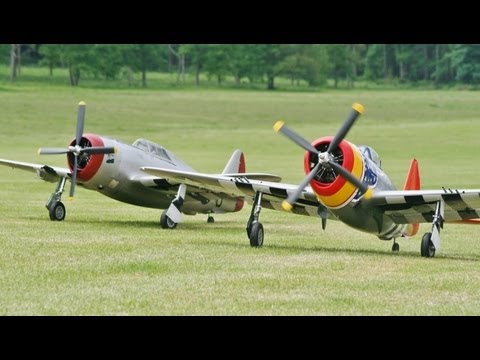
[358,145,382,169]
[132,138,172,161]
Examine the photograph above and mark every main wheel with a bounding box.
[392,242,400,253]
[207,215,215,224]
[160,210,177,229]
[249,222,264,247]
[421,232,435,258]
[48,201,66,221]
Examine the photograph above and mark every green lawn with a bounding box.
[1,84,480,315]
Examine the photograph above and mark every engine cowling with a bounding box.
[304,136,365,209]
[67,133,105,182]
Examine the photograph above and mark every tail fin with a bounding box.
[403,158,420,236]
[222,149,245,174]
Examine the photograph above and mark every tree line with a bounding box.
[3,44,480,89]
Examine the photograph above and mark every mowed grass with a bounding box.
[1,85,480,315]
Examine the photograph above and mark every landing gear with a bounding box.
[45,177,67,221]
[207,215,215,224]
[249,222,264,247]
[246,191,264,247]
[160,184,186,230]
[160,209,177,229]
[48,201,66,221]
[421,232,435,258]
[392,240,399,253]
[421,200,444,258]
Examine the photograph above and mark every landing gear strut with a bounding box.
[246,191,264,247]
[421,200,444,258]
[46,176,67,221]
[160,184,186,229]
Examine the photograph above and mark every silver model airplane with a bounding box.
[0,101,281,229]
[2,102,480,258]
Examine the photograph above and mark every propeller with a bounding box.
[274,103,370,211]
[38,101,115,199]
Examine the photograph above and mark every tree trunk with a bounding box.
[234,74,240,86]
[69,66,80,86]
[267,75,275,90]
[423,45,429,80]
[141,69,147,87]
[195,63,200,86]
[434,44,440,86]
[10,44,20,83]
[49,63,53,76]
[383,44,388,79]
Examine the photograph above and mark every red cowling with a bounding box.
[67,134,104,182]
[303,136,364,209]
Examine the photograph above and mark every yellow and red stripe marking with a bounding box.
[305,137,365,209]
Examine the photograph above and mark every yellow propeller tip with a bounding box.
[78,101,86,106]
[37,148,41,155]
[69,196,74,201]
[114,147,117,154]
[282,201,293,211]
[273,120,285,133]
[352,103,365,114]
[364,188,373,200]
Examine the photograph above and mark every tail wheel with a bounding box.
[421,232,435,258]
[249,222,264,247]
[160,210,177,229]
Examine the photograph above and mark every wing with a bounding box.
[141,166,330,218]
[0,159,71,182]
[371,189,480,223]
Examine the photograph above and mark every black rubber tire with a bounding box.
[49,201,66,221]
[207,216,215,224]
[160,210,177,229]
[392,242,400,252]
[421,232,435,258]
[249,222,264,247]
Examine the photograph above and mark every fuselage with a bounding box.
[306,140,407,240]
[73,135,242,215]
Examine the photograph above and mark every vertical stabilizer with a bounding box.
[403,158,420,190]
[222,149,246,174]
[403,158,420,236]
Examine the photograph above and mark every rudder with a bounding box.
[403,158,420,236]
[222,149,245,174]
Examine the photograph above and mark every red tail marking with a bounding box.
[234,153,245,211]
[403,158,420,190]
[238,152,245,173]
[403,158,420,236]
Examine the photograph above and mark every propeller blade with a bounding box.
[327,103,364,153]
[69,156,78,199]
[328,160,369,194]
[81,146,116,155]
[282,162,322,211]
[273,121,319,154]
[75,101,86,146]
[38,148,70,155]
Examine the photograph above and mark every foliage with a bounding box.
[5,44,480,89]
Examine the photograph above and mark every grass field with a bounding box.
[1,83,480,315]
